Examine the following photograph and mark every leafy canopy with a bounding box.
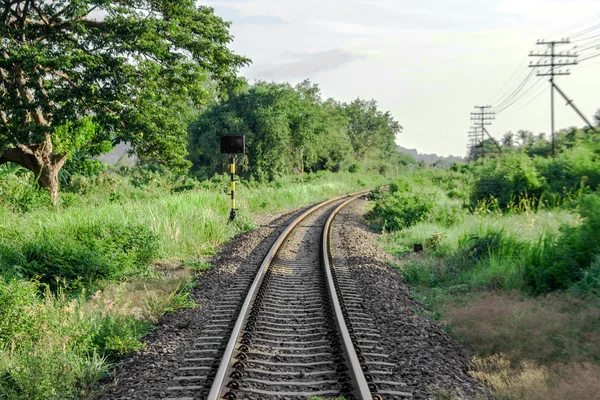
[0,0,249,170]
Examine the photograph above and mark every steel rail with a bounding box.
[206,190,371,400]
[323,194,374,400]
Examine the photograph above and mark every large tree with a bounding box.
[189,81,353,181]
[343,98,401,159]
[0,0,248,202]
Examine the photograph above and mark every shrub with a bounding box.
[471,153,546,210]
[0,278,150,399]
[368,191,435,232]
[526,194,600,293]
[0,223,158,293]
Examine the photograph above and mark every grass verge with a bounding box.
[0,169,389,399]
[372,171,600,400]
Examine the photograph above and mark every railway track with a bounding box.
[166,192,411,400]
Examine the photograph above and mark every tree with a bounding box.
[517,130,534,148]
[189,81,353,181]
[502,131,514,149]
[594,109,600,127]
[343,99,401,159]
[0,0,248,203]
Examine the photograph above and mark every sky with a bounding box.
[202,0,600,157]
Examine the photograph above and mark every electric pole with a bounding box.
[470,106,495,163]
[467,127,481,161]
[528,39,578,157]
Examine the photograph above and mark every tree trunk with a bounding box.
[0,139,66,205]
[33,163,60,204]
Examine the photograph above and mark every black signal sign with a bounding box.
[220,136,245,154]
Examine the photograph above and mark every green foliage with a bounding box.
[0,223,158,292]
[0,0,249,197]
[571,256,600,296]
[371,191,436,232]
[367,172,465,232]
[527,194,600,293]
[471,153,546,210]
[189,80,402,181]
[0,166,52,213]
[343,98,402,159]
[0,279,149,399]
[189,81,354,181]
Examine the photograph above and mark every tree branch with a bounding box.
[34,65,54,108]
[40,66,78,88]
[0,145,39,170]
[30,1,49,26]
[13,63,49,126]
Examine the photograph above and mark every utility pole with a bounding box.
[467,127,481,161]
[470,106,495,163]
[529,39,578,157]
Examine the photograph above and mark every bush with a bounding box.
[0,278,149,399]
[471,153,546,210]
[526,194,600,293]
[0,223,158,293]
[368,191,435,232]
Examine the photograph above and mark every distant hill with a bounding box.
[396,145,465,166]
[97,142,136,166]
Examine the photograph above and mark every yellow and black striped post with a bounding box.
[229,156,236,221]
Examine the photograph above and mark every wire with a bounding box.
[557,12,600,35]
[579,52,600,62]
[573,33,600,44]
[570,23,600,40]
[489,66,532,105]
[500,84,548,119]
[493,69,537,110]
[495,76,545,115]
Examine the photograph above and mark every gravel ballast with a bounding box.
[92,208,307,400]
[92,197,484,400]
[331,197,485,399]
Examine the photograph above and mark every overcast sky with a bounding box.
[203,0,600,157]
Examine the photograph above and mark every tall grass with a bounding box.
[0,168,390,400]
[1,171,387,259]
[374,168,600,400]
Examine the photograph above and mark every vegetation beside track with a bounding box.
[0,165,389,400]
[368,138,600,399]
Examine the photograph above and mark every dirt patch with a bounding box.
[331,198,485,399]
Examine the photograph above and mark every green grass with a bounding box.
[0,168,390,400]
[1,171,387,260]
[372,169,600,400]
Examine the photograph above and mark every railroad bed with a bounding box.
[165,193,411,400]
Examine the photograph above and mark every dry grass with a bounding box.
[445,293,600,365]
[470,355,600,400]
[90,265,196,323]
[443,293,600,400]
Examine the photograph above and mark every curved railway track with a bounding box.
[166,192,411,400]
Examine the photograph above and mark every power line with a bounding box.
[487,50,535,105]
[570,22,600,40]
[557,12,600,35]
[491,68,534,107]
[500,85,548,119]
[495,76,545,115]
[493,69,536,110]
[579,52,600,62]
[486,14,600,120]
[575,41,600,53]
